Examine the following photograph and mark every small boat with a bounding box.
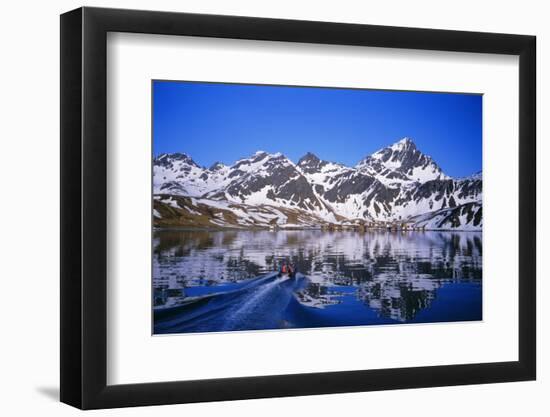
[277,268,297,279]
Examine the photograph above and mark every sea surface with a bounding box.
[153,229,482,334]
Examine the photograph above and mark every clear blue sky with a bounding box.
[153,80,482,177]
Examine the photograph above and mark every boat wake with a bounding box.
[154,273,309,334]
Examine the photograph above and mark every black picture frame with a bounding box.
[60,6,536,410]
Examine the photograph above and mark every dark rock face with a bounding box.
[392,177,482,208]
[226,163,295,197]
[278,175,322,209]
[384,170,411,181]
[297,152,328,174]
[325,172,376,203]
[228,169,246,179]
[413,179,455,201]
[457,178,482,199]
[223,153,326,210]
[159,180,185,192]
[364,182,400,212]
[209,161,225,171]
[438,202,482,228]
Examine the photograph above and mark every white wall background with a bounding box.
[0,0,545,415]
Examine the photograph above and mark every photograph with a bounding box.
[1,1,541,413]
[152,81,483,335]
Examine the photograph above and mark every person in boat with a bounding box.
[278,262,288,277]
[288,263,297,278]
[278,261,296,278]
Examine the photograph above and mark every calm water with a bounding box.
[153,229,482,334]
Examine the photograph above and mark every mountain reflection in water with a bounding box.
[153,230,482,334]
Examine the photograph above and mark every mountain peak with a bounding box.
[297,152,329,174]
[382,137,417,154]
[232,151,292,172]
[367,137,423,163]
[361,137,418,164]
[172,152,192,158]
[155,152,200,168]
[393,137,415,149]
[250,150,285,160]
[209,161,226,171]
[298,152,320,165]
[356,137,447,182]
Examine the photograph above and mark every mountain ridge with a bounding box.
[153,138,482,230]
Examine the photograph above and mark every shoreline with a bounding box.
[153,225,483,233]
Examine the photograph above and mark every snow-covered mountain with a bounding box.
[356,138,448,183]
[153,138,482,230]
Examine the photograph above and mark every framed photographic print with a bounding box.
[60,6,536,409]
